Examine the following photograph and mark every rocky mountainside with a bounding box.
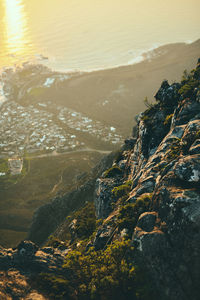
[0,60,200,300]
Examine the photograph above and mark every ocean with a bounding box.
[0,0,199,73]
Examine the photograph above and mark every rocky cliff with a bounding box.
[92,60,200,299]
[0,60,200,300]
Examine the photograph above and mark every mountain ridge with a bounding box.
[1,58,200,299]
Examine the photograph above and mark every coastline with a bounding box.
[0,39,199,141]
[0,39,199,78]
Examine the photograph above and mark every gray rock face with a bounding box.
[16,240,38,257]
[124,137,137,149]
[93,67,200,299]
[189,139,200,154]
[137,212,157,232]
[128,101,200,299]
[94,177,120,219]
[0,240,65,273]
[154,81,181,105]
[93,224,114,250]
[133,227,188,300]
[0,270,47,300]
[1,60,200,300]
[174,155,200,182]
[0,240,66,299]
[172,98,200,126]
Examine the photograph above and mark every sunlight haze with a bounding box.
[0,0,199,71]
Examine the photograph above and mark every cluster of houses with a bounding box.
[0,101,84,158]
[0,99,122,159]
[0,64,122,161]
[58,107,122,145]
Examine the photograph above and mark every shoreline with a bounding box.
[0,40,198,77]
[38,40,200,74]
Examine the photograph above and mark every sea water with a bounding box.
[0,0,199,72]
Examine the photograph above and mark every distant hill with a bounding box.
[52,39,200,135]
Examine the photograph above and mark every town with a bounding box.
[0,99,122,159]
[0,100,83,158]
[0,63,123,169]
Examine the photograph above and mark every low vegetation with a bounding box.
[112,180,132,199]
[165,138,183,161]
[37,190,155,300]
[103,165,123,178]
[166,129,200,161]
[72,202,96,239]
[36,239,154,300]
[117,194,152,232]
[179,66,200,99]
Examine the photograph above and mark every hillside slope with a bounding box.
[0,60,200,300]
[52,39,200,135]
[1,40,200,248]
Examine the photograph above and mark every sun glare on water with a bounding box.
[4,0,30,58]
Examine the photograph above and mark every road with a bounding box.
[27,147,112,159]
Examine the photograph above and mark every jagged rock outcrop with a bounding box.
[94,177,120,219]
[0,60,200,299]
[92,60,200,299]
[0,240,67,299]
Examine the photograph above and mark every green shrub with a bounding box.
[73,202,96,239]
[181,69,191,83]
[112,180,132,199]
[103,165,123,178]
[165,138,182,160]
[178,79,199,98]
[117,203,137,231]
[179,64,200,99]
[62,239,153,300]
[36,273,71,299]
[36,237,155,299]
[117,194,152,231]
